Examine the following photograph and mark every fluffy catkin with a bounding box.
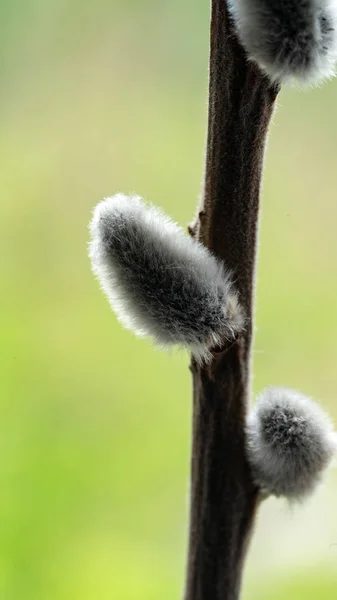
[246,387,337,500]
[228,0,337,84]
[89,194,244,363]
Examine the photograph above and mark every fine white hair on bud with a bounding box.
[89,194,244,363]
[246,387,337,500]
[228,0,337,84]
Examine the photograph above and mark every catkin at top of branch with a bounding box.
[228,0,337,84]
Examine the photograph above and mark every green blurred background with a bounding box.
[1,1,337,598]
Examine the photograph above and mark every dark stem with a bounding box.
[184,2,278,599]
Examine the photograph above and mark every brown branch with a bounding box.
[184,2,279,599]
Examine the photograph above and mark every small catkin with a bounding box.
[228,0,337,84]
[246,387,337,500]
[89,194,244,363]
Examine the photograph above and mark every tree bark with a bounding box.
[184,2,278,599]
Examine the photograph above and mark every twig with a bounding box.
[184,3,278,599]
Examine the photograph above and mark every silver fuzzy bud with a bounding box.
[246,387,337,500]
[89,194,244,363]
[228,0,337,84]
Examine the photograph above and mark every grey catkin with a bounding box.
[228,0,337,84]
[246,387,337,500]
[89,194,244,363]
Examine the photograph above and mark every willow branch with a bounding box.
[88,1,337,596]
[184,3,278,599]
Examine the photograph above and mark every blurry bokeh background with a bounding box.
[1,1,337,598]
